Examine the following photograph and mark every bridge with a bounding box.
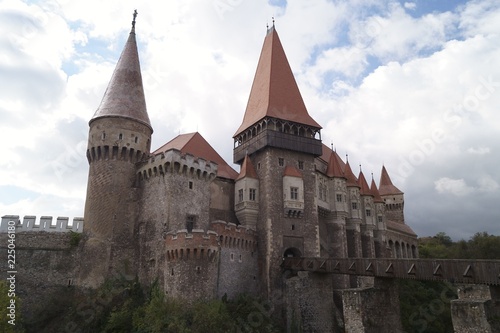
[282,257,500,332]
[282,257,500,285]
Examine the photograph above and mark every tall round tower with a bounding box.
[80,15,153,287]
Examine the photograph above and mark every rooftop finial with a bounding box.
[131,9,138,32]
[272,16,275,27]
[359,164,362,173]
[330,142,334,151]
[346,153,349,162]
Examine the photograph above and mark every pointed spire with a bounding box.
[234,27,321,136]
[326,150,345,178]
[90,14,152,131]
[358,170,372,196]
[344,161,359,188]
[370,177,384,203]
[379,165,403,196]
[237,155,259,180]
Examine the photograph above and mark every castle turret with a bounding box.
[379,165,404,223]
[81,14,153,287]
[358,170,375,258]
[235,155,260,229]
[233,26,322,299]
[370,176,388,257]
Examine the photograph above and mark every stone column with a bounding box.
[451,284,500,333]
[342,277,403,333]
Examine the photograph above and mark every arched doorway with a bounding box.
[283,247,302,258]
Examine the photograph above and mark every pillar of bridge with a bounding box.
[342,277,403,333]
[284,271,341,333]
[451,284,500,333]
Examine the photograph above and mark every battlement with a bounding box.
[165,229,219,261]
[0,215,84,233]
[210,220,257,250]
[86,145,149,164]
[137,149,217,181]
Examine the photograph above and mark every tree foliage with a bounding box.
[400,231,500,332]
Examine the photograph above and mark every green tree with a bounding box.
[0,280,24,333]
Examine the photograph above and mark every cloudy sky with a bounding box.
[0,0,499,240]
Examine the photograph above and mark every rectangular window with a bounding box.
[377,216,383,223]
[366,209,371,217]
[298,161,304,170]
[249,188,256,201]
[336,194,342,202]
[186,215,196,233]
[278,158,284,166]
[238,189,243,202]
[188,181,193,189]
[351,202,358,210]
[290,187,298,200]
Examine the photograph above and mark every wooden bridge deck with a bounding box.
[282,257,500,285]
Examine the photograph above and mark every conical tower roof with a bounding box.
[379,165,403,195]
[326,150,345,178]
[237,155,258,180]
[370,177,384,203]
[90,21,152,131]
[234,26,321,137]
[358,170,372,196]
[344,161,359,188]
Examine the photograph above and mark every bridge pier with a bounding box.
[451,284,500,333]
[342,277,403,333]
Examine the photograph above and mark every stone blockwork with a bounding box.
[342,278,403,333]
[451,284,500,333]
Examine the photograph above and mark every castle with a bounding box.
[1,18,418,331]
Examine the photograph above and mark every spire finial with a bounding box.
[346,153,349,162]
[330,142,334,151]
[272,16,275,27]
[371,172,374,180]
[359,164,362,173]
[131,9,138,32]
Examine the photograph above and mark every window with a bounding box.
[118,133,123,140]
[186,215,196,233]
[290,187,298,200]
[336,194,342,202]
[257,162,261,170]
[135,136,138,143]
[377,216,383,223]
[366,209,371,217]
[298,161,304,170]
[351,202,358,210]
[101,132,106,140]
[230,253,234,261]
[238,189,243,202]
[278,158,284,166]
[189,181,193,189]
[249,188,256,201]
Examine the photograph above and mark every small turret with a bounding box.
[379,165,404,223]
[235,155,260,229]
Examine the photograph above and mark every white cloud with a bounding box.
[434,177,474,196]
[467,147,490,155]
[404,2,416,10]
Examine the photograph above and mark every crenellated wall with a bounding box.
[0,215,83,233]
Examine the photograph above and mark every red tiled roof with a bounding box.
[358,171,372,196]
[283,165,302,178]
[344,161,359,188]
[370,178,384,203]
[386,220,417,237]
[234,27,321,137]
[91,29,152,131]
[236,155,258,180]
[326,150,345,178]
[379,165,403,196]
[153,132,238,180]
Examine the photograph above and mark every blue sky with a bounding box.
[1,0,499,240]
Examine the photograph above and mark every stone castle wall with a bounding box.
[0,215,83,233]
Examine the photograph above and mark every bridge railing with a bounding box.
[282,257,500,285]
